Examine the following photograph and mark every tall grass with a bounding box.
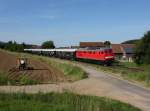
[90,61,150,87]
[0,92,141,111]
[37,57,87,81]
[48,62,87,81]
[110,62,150,86]
[124,64,150,86]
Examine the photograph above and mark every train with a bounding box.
[24,47,115,65]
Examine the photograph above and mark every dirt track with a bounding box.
[0,51,65,83]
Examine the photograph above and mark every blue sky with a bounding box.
[0,0,150,47]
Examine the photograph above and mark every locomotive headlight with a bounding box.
[105,56,114,59]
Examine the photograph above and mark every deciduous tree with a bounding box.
[41,41,55,49]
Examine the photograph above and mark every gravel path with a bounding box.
[0,64,150,111]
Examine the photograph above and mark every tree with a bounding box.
[134,31,150,64]
[104,41,111,48]
[22,42,26,48]
[41,41,55,49]
[0,41,5,48]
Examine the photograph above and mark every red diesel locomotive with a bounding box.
[76,48,114,65]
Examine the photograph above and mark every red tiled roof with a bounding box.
[111,44,123,53]
[111,44,136,53]
[121,44,136,49]
[80,42,105,47]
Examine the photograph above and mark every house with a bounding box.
[111,44,136,62]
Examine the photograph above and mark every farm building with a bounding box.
[111,44,135,62]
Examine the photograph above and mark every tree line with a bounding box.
[0,41,26,52]
[0,40,55,52]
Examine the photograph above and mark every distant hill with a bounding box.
[121,39,140,44]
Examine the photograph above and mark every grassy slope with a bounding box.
[0,92,141,111]
[38,57,87,81]
[122,63,150,86]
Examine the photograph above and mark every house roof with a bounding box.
[80,42,105,47]
[111,44,123,53]
[111,44,136,54]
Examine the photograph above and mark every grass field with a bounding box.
[0,92,141,111]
